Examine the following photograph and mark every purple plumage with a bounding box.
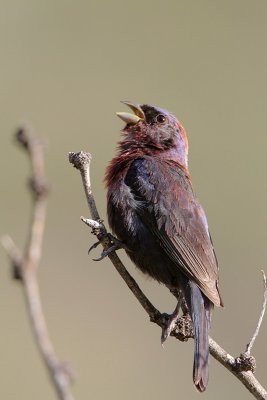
[105,102,223,391]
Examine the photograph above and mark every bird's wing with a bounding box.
[125,157,223,306]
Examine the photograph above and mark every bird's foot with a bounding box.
[161,312,193,344]
[161,314,179,345]
[161,299,181,345]
[88,234,128,261]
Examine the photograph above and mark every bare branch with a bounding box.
[210,339,266,399]
[69,151,100,220]
[2,126,75,400]
[69,150,267,400]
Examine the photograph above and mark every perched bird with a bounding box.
[105,101,223,392]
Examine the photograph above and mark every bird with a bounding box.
[105,101,223,392]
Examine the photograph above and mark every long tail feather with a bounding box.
[186,281,212,392]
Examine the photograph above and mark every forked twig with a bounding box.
[2,127,75,400]
[69,150,267,400]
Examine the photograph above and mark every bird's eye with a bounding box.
[156,114,166,124]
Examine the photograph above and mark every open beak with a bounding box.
[116,101,145,125]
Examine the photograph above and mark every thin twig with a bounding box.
[234,270,267,376]
[246,271,267,355]
[2,126,75,400]
[69,150,267,400]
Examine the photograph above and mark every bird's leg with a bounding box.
[181,297,189,316]
[161,295,182,345]
[170,288,189,316]
[88,234,129,261]
[169,287,181,301]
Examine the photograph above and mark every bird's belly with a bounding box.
[126,234,184,288]
[110,206,185,289]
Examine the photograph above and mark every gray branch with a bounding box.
[2,127,75,400]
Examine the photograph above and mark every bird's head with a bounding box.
[116,101,188,168]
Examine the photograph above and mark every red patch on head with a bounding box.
[179,123,188,149]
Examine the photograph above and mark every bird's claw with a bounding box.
[89,234,127,261]
[92,242,119,261]
[88,240,101,254]
[161,299,181,345]
[161,313,180,345]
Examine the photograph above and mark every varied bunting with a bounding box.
[105,101,223,392]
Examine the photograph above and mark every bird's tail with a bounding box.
[186,281,212,392]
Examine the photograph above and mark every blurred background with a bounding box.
[0,1,266,399]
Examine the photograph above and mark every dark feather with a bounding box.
[185,281,212,392]
[124,157,223,306]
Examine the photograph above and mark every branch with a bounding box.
[69,151,267,400]
[2,127,75,400]
[246,271,267,355]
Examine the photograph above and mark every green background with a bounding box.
[0,1,266,399]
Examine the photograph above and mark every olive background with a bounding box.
[0,1,266,399]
